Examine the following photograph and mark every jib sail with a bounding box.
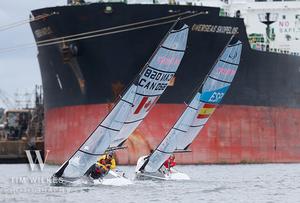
[143,36,242,173]
[53,21,189,179]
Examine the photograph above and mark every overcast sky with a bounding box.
[0,0,191,109]
[0,0,158,109]
[0,1,71,108]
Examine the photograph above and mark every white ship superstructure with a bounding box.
[222,0,300,54]
[124,0,300,53]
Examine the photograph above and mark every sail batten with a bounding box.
[208,75,231,84]
[156,149,173,154]
[120,99,134,106]
[78,150,105,156]
[123,118,144,124]
[187,105,198,111]
[143,37,242,173]
[161,45,186,52]
[135,92,163,97]
[53,22,189,179]
[147,65,176,73]
[173,128,188,133]
[99,125,120,132]
[219,59,239,66]
[190,124,205,128]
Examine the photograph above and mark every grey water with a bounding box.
[0,164,300,203]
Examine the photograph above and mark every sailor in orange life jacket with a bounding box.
[85,151,116,180]
[163,154,176,171]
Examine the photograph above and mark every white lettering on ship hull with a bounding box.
[192,24,239,35]
[34,26,53,38]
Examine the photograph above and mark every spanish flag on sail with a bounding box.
[197,103,217,119]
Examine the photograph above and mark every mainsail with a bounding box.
[142,37,242,173]
[53,21,189,179]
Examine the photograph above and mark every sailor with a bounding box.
[85,151,116,180]
[97,151,116,172]
[163,154,176,171]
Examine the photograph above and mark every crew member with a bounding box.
[97,151,116,172]
[163,154,176,170]
[85,151,116,180]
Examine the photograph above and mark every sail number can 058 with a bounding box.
[138,68,174,91]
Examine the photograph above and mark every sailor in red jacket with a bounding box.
[163,154,176,170]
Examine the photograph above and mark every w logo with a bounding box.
[25,150,50,171]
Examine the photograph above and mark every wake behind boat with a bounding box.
[53,170,132,186]
[101,170,133,186]
[135,36,242,181]
[51,20,189,186]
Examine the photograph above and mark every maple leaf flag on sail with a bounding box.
[134,96,159,114]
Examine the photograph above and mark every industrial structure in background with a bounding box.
[0,86,44,163]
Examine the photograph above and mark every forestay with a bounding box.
[143,37,242,173]
[53,22,189,179]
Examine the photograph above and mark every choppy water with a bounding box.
[0,164,300,203]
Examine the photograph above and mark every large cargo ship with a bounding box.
[29,0,300,165]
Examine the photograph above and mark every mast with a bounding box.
[141,36,243,173]
[53,19,189,179]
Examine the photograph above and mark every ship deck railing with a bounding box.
[250,43,300,56]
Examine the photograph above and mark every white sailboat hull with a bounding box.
[89,170,133,186]
[135,156,190,181]
[135,168,190,181]
[55,170,132,186]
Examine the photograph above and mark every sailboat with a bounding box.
[51,20,189,185]
[135,36,242,181]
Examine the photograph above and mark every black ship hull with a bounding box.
[30,3,300,164]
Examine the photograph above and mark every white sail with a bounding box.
[143,37,242,173]
[54,22,189,179]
